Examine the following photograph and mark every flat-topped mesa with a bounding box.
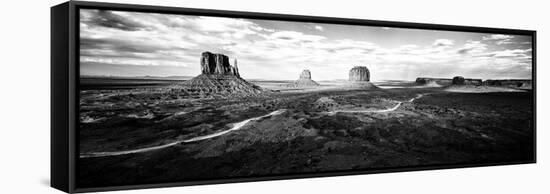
[452,76,482,85]
[349,66,370,82]
[200,51,240,77]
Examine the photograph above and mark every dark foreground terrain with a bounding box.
[77,78,534,188]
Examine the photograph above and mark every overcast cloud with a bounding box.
[80,9,533,81]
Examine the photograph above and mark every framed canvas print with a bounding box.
[51,1,536,193]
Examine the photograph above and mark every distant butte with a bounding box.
[286,69,320,87]
[452,76,482,85]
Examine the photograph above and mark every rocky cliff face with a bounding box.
[349,66,370,82]
[200,52,240,77]
[346,66,377,89]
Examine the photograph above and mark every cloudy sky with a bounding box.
[80,9,533,81]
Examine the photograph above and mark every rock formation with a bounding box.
[286,69,320,87]
[483,79,532,89]
[200,52,240,76]
[346,66,377,89]
[452,76,465,85]
[415,77,452,85]
[465,78,483,86]
[233,59,240,77]
[349,66,370,82]
[172,51,263,97]
[452,76,482,85]
[300,70,312,79]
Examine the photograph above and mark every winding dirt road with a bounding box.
[327,93,425,114]
[80,109,286,158]
[80,93,427,158]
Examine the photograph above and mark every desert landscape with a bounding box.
[77,51,533,188]
[76,9,534,188]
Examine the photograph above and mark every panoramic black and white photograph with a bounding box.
[77,9,534,188]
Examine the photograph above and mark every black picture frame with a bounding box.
[51,1,536,193]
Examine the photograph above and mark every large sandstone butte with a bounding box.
[287,69,320,87]
[172,52,263,96]
[346,66,377,89]
[349,66,370,82]
[200,52,240,76]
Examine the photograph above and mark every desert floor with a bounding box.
[77,78,534,188]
